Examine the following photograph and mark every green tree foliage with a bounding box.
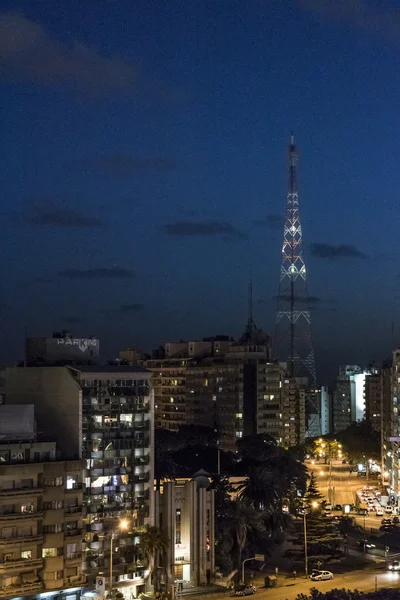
[304,472,324,511]
[139,526,170,592]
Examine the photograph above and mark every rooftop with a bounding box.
[72,365,150,374]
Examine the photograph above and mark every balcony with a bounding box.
[65,506,82,515]
[0,487,43,497]
[65,529,83,539]
[0,557,43,571]
[0,534,43,545]
[65,483,83,493]
[65,552,82,564]
[0,581,43,597]
[0,511,43,521]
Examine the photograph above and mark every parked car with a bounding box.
[393,516,399,525]
[310,570,334,581]
[376,508,384,517]
[234,585,256,596]
[385,506,394,514]
[357,540,376,549]
[325,504,332,511]
[334,504,342,511]
[388,561,400,571]
[382,518,392,525]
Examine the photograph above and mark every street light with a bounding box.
[109,519,129,598]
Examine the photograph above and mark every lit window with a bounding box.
[236,413,242,419]
[170,398,174,403]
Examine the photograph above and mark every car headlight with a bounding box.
[389,566,393,570]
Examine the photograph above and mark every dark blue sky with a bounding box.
[1,0,399,381]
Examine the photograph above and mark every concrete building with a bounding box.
[5,365,154,597]
[0,405,85,600]
[332,365,377,433]
[147,332,305,451]
[320,386,331,435]
[365,373,381,432]
[154,472,214,588]
[26,331,99,367]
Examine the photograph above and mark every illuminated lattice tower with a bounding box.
[273,135,320,435]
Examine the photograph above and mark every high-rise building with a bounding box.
[332,365,377,433]
[320,386,331,435]
[273,136,319,436]
[148,331,305,452]
[0,405,85,600]
[364,372,381,432]
[5,365,154,597]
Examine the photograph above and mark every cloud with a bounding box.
[61,315,85,324]
[72,154,178,177]
[309,243,368,260]
[0,11,137,93]
[253,214,284,229]
[57,267,134,280]
[299,0,400,45]
[164,220,248,240]
[29,206,104,229]
[101,303,144,315]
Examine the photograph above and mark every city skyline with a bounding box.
[1,1,399,381]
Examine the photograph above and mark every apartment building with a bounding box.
[0,406,84,600]
[364,373,381,432]
[5,365,154,598]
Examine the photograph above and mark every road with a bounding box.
[307,459,383,530]
[212,567,400,600]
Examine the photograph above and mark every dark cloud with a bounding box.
[253,214,284,229]
[101,303,144,315]
[164,220,248,240]
[0,11,137,93]
[61,315,85,325]
[57,268,134,280]
[300,0,400,45]
[73,154,178,177]
[309,243,368,260]
[29,206,104,229]
[35,277,53,284]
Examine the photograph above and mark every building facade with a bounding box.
[5,365,154,598]
[0,405,85,600]
[154,474,214,588]
[26,331,100,367]
[364,373,381,432]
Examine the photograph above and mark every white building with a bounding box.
[154,471,215,589]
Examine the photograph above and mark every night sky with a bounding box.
[1,0,399,382]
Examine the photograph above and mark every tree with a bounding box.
[139,525,169,592]
[234,501,263,572]
[304,472,323,511]
[154,445,178,492]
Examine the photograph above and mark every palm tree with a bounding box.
[140,525,170,592]
[235,501,263,574]
[238,466,278,511]
[155,446,178,492]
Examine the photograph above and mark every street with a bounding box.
[211,567,400,600]
[307,459,383,530]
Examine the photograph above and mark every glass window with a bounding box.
[42,548,57,558]
[21,550,32,559]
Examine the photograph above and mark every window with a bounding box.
[43,524,63,534]
[21,550,32,560]
[42,548,57,558]
[43,500,63,510]
[4,576,18,587]
[65,567,78,578]
[175,509,181,544]
[0,451,10,463]
[56,570,63,580]
[21,504,34,513]
[43,477,63,487]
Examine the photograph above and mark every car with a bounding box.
[310,570,334,581]
[334,504,342,511]
[367,505,376,512]
[385,506,394,514]
[388,561,400,571]
[376,508,384,517]
[382,518,392,525]
[357,540,376,549]
[325,504,332,511]
[234,585,256,596]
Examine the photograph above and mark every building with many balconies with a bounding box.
[4,364,154,598]
[0,405,85,600]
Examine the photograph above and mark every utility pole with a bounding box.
[303,510,308,577]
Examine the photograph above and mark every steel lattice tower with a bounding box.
[273,135,320,435]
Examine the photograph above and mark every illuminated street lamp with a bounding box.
[109,519,129,598]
